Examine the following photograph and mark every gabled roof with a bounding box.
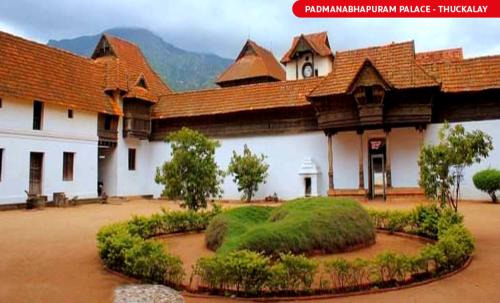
[309,41,439,97]
[346,59,392,93]
[420,55,500,92]
[0,31,121,115]
[94,34,172,102]
[152,77,323,119]
[281,32,333,63]
[416,48,463,64]
[215,40,285,84]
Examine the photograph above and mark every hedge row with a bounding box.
[96,206,221,288]
[192,205,474,296]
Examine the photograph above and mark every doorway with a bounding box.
[29,152,43,195]
[368,138,386,200]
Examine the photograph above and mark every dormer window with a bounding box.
[136,76,148,89]
[354,85,385,105]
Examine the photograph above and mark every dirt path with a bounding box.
[0,200,498,303]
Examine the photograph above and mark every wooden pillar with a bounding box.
[384,128,392,188]
[328,132,334,191]
[357,130,364,189]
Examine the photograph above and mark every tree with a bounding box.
[418,123,493,212]
[155,128,224,211]
[227,145,269,202]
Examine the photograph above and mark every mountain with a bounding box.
[48,28,233,91]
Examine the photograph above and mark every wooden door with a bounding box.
[29,152,43,195]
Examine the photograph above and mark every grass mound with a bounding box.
[205,197,375,256]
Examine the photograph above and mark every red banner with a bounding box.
[292,0,500,17]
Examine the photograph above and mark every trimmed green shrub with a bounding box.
[206,198,375,256]
[268,253,317,292]
[96,206,221,288]
[473,168,500,202]
[124,240,184,285]
[372,251,411,284]
[435,224,474,271]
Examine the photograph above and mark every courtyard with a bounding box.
[0,199,498,302]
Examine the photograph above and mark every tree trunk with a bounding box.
[490,192,498,203]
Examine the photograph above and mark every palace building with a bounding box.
[0,30,499,205]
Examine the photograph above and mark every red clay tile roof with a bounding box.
[281,32,333,64]
[98,35,172,102]
[152,77,323,119]
[215,40,285,84]
[416,48,463,64]
[309,41,439,97]
[0,31,121,115]
[420,55,500,92]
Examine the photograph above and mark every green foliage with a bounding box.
[435,224,475,271]
[227,145,269,202]
[268,253,318,292]
[96,206,221,287]
[194,250,317,295]
[372,251,411,283]
[155,128,225,211]
[473,168,500,202]
[206,198,375,256]
[124,240,184,285]
[418,123,493,211]
[409,204,441,239]
[324,258,371,289]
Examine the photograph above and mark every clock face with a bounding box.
[302,63,313,78]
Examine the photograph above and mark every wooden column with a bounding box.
[327,132,334,191]
[384,128,392,188]
[357,130,364,189]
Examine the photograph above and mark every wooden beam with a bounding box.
[328,132,334,190]
[357,129,364,189]
[384,129,392,188]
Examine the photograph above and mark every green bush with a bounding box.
[194,250,271,294]
[207,198,375,256]
[124,240,184,285]
[372,251,411,283]
[268,253,317,292]
[227,144,269,202]
[473,168,500,202]
[96,206,221,288]
[435,224,474,271]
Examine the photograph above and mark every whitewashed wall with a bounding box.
[147,132,329,200]
[0,98,98,204]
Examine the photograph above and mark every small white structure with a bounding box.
[298,157,320,197]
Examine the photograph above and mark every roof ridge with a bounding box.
[167,77,325,96]
[336,40,414,55]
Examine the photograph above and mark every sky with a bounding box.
[0,0,499,59]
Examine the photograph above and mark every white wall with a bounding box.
[285,55,333,80]
[332,131,360,189]
[0,98,98,204]
[390,127,422,188]
[147,132,329,200]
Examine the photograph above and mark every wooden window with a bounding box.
[33,101,43,130]
[68,109,73,119]
[128,148,136,171]
[63,152,74,181]
[104,115,112,130]
[0,148,3,181]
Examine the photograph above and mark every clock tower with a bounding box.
[281,32,334,81]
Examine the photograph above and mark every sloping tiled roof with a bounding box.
[281,32,333,63]
[309,41,439,97]
[0,31,121,115]
[416,48,463,64]
[152,77,323,119]
[420,55,500,92]
[101,35,172,102]
[215,40,285,84]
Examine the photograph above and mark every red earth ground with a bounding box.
[0,199,498,303]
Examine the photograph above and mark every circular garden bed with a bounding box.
[96,198,474,298]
